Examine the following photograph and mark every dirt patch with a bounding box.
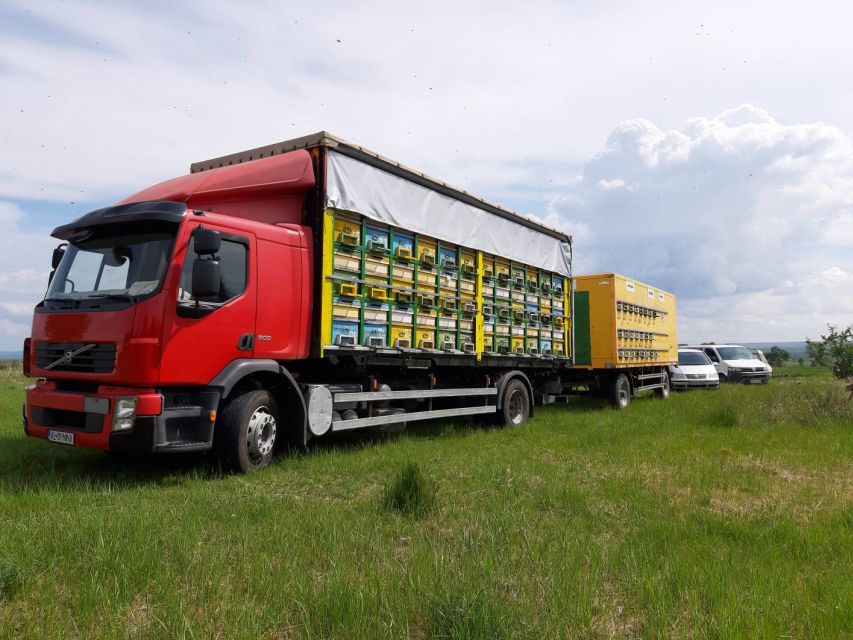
[591,579,643,638]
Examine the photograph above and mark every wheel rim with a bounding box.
[618,380,630,407]
[507,389,525,424]
[246,406,277,462]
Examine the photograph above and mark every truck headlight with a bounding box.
[116,398,137,418]
[113,397,137,431]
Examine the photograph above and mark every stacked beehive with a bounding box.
[480,256,567,356]
[324,209,571,358]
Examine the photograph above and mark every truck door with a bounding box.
[159,224,257,386]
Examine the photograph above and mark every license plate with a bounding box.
[47,430,75,446]
[748,378,762,384]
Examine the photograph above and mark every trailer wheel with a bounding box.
[500,379,530,426]
[216,389,279,473]
[608,373,631,409]
[655,372,670,399]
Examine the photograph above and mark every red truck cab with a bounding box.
[24,151,315,460]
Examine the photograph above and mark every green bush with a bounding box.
[382,461,436,517]
[0,557,22,600]
[710,402,741,428]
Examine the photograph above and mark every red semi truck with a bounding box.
[23,132,674,472]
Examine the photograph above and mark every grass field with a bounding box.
[0,365,851,639]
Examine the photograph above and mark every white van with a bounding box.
[685,344,771,384]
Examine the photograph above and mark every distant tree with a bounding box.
[766,345,790,368]
[798,357,804,366]
[806,325,853,379]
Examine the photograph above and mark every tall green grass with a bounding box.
[0,361,23,382]
[0,372,850,638]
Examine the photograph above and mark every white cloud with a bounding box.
[0,203,54,348]
[0,317,29,339]
[597,179,629,190]
[5,0,853,204]
[819,266,851,284]
[0,302,35,317]
[548,105,853,342]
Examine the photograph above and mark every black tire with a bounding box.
[719,373,728,384]
[655,372,670,399]
[215,389,279,473]
[499,379,530,426]
[608,373,631,409]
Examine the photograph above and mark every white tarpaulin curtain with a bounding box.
[326,150,572,277]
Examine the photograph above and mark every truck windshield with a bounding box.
[45,228,176,307]
[717,346,755,361]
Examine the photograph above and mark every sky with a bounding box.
[1,0,852,350]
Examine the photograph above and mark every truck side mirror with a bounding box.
[194,228,221,255]
[51,244,67,269]
[191,258,220,300]
[48,243,67,285]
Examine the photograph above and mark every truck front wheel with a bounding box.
[216,389,279,473]
[608,373,631,409]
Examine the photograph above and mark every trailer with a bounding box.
[572,273,677,407]
[23,132,676,472]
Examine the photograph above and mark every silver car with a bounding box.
[669,349,720,390]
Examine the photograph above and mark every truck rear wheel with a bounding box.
[216,389,279,473]
[608,373,631,409]
[499,379,530,426]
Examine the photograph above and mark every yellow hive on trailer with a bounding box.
[572,273,677,369]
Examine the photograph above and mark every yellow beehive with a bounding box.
[572,273,677,369]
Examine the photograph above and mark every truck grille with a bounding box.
[35,342,116,373]
[686,373,706,379]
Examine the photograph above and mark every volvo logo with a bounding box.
[45,343,97,370]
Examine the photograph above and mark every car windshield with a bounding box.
[45,228,176,306]
[717,346,755,360]
[678,351,710,365]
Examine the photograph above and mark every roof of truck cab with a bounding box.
[189,131,571,243]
